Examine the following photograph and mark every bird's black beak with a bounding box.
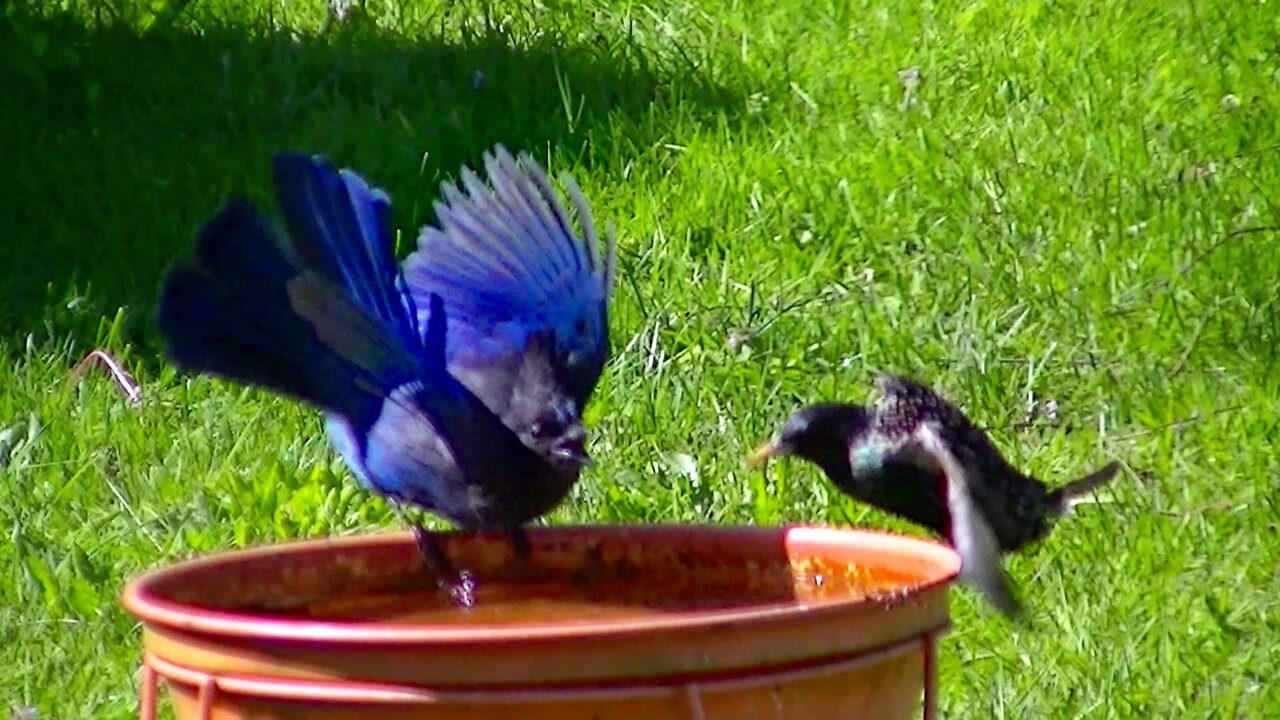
[747,438,785,468]
[552,434,592,467]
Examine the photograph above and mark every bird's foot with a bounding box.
[411,524,477,609]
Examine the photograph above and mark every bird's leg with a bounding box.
[410,523,461,585]
[413,524,478,608]
[508,525,532,562]
[394,509,476,608]
[393,504,461,585]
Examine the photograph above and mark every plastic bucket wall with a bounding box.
[122,526,960,720]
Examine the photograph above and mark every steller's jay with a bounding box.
[158,149,612,559]
[750,374,1119,618]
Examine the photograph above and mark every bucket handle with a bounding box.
[684,683,708,720]
[679,631,940,719]
[138,628,944,719]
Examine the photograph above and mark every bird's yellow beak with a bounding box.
[747,439,780,468]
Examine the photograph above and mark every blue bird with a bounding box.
[157,152,599,556]
[400,147,615,465]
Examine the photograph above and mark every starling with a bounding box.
[750,374,1119,617]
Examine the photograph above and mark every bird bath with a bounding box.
[122,525,959,719]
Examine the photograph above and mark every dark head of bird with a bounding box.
[749,403,870,483]
[748,401,952,536]
[506,334,592,471]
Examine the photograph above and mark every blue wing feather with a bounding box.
[400,146,614,404]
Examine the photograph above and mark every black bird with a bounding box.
[750,374,1119,617]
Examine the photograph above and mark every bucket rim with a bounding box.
[121,524,960,645]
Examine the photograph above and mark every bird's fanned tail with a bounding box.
[157,199,407,431]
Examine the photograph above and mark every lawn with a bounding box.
[2,0,1278,716]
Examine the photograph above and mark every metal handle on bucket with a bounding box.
[139,626,944,719]
[679,630,941,720]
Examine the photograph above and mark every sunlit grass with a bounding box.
[2,0,1278,716]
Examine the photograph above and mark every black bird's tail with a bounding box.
[158,199,403,430]
[1049,461,1121,517]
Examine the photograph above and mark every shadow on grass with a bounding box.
[1,4,741,357]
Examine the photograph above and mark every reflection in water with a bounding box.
[277,556,921,625]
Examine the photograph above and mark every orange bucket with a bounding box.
[122,525,959,719]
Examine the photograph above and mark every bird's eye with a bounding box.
[530,421,553,440]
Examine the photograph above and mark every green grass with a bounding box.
[3,0,1279,716]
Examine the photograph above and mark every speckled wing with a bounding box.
[873,375,969,436]
[400,146,615,407]
[873,374,1019,482]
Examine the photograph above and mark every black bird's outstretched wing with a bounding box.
[914,422,1024,619]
